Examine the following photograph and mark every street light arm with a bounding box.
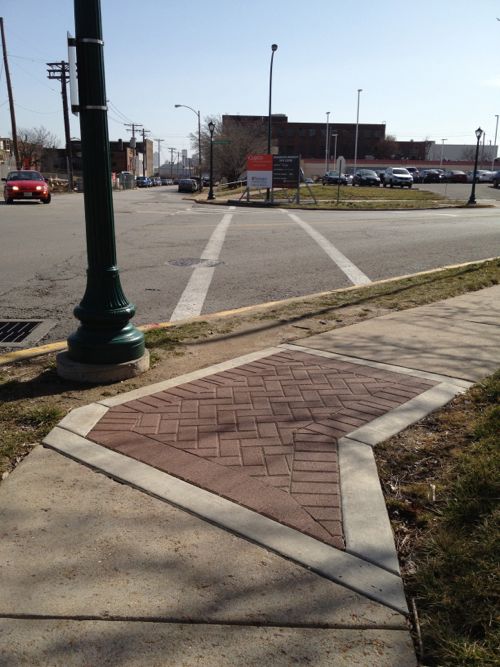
[174,103,199,118]
[175,103,202,190]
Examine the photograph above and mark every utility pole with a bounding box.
[154,138,164,173]
[0,17,20,168]
[168,147,176,179]
[124,122,142,178]
[141,128,150,176]
[47,60,74,190]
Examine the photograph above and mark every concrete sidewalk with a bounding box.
[1,286,498,666]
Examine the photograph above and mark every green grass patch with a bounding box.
[0,401,64,473]
[144,319,235,353]
[377,371,500,666]
[253,258,500,323]
[237,184,465,210]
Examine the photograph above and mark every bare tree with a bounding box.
[373,134,398,159]
[17,126,59,169]
[191,115,267,184]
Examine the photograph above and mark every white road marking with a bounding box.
[170,208,235,321]
[284,211,372,285]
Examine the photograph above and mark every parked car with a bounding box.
[476,170,495,183]
[406,167,422,183]
[492,171,500,188]
[178,178,198,193]
[352,169,381,187]
[2,170,51,204]
[136,176,152,188]
[322,170,347,185]
[420,169,444,183]
[383,167,413,188]
[442,170,467,183]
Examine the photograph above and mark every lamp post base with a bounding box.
[56,349,150,384]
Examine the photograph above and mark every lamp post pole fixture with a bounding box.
[353,88,362,174]
[208,120,215,200]
[266,43,278,202]
[468,127,483,206]
[325,111,330,173]
[492,114,499,170]
[58,0,148,381]
[175,104,202,190]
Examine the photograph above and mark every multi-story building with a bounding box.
[222,114,387,160]
[40,138,154,178]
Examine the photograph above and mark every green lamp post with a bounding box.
[57,0,148,382]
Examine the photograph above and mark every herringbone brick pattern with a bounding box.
[89,350,437,548]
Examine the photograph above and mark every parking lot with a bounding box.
[414,181,500,203]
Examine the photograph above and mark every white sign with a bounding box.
[336,156,346,174]
[247,171,273,188]
[67,32,79,116]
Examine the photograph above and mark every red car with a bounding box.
[2,170,51,204]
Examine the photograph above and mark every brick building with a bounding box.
[222,114,386,160]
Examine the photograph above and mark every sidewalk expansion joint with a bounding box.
[0,613,408,631]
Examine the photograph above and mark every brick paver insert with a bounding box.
[88,350,437,548]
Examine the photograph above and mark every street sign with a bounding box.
[273,155,300,187]
[336,156,346,174]
[247,154,273,188]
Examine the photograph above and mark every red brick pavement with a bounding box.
[88,350,437,549]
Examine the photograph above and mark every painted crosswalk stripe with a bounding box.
[284,211,371,285]
[170,209,235,321]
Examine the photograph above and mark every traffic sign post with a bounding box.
[336,156,346,205]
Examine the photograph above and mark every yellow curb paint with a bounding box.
[0,256,497,367]
[0,341,67,365]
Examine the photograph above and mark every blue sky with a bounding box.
[2,0,500,159]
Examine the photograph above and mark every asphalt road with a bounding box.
[0,185,498,348]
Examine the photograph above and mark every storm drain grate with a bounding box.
[0,320,56,347]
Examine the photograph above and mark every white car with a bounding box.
[383,167,413,188]
[467,170,495,183]
[476,170,495,183]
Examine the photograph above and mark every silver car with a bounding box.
[383,167,413,188]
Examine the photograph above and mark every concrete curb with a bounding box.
[42,345,472,617]
[1,258,496,367]
[42,343,474,615]
[43,426,409,616]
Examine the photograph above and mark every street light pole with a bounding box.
[58,0,148,381]
[492,114,499,170]
[468,127,483,205]
[440,138,447,167]
[208,121,215,200]
[353,88,362,175]
[266,43,278,202]
[325,111,330,173]
[175,104,202,190]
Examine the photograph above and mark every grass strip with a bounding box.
[376,372,499,666]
